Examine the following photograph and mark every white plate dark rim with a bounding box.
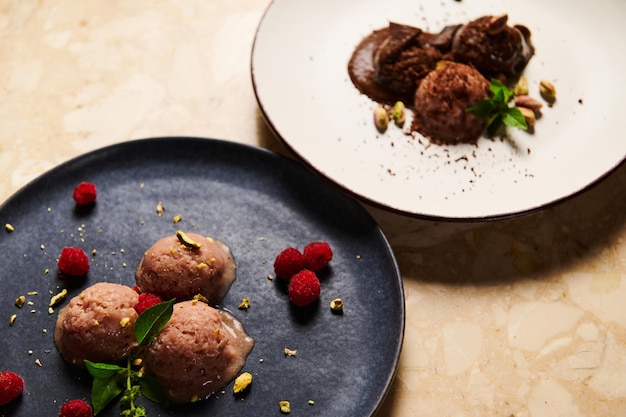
[251,0,626,221]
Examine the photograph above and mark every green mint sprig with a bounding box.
[84,298,175,416]
[467,78,528,136]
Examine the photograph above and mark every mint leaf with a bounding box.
[84,360,124,379]
[467,78,528,136]
[139,373,169,405]
[466,100,497,117]
[85,300,175,416]
[134,298,175,345]
[91,374,124,415]
[502,107,528,130]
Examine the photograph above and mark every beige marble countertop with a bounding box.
[2,1,626,416]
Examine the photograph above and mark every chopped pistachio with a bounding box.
[238,297,251,310]
[330,298,344,312]
[192,294,209,304]
[5,223,14,233]
[284,348,297,357]
[156,201,165,216]
[279,401,291,414]
[176,230,202,249]
[15,295,26,308]
[233,371,253,394]
[49,289,68,307]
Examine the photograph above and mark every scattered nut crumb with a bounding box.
[192,294,209,304]
[15,296,26,308]
[156,201,165,216]
[35,358,42,367]
[238,297,251,310]
[49,289,67,307]
[279,401,291,414]
[329,298,344,312]
[308,400,315,406]
[233,372,253,394]
[284,348,297,357]
[5,223,14,233]
[172,214,182,223]
[9,314,17,326]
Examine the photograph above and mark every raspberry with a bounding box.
[58,247,90,276]
[303,241,333,271]
[288,270,321,307]
[273,247,305,280]
[59,399,93,417]
[72,182,97,206]
[0,371,24,406]
[135,292,163,314]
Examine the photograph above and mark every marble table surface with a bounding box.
[1,1,625,416]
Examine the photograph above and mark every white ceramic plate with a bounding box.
[251,0,626,220]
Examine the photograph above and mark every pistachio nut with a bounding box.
[513,76,529,96]
[392,101,406,126]
[373,105,389,132]
[514,95,543,115]
[517,106,536,128]
[539,80,556,104]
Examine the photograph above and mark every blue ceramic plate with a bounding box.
[0,137,403,417]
